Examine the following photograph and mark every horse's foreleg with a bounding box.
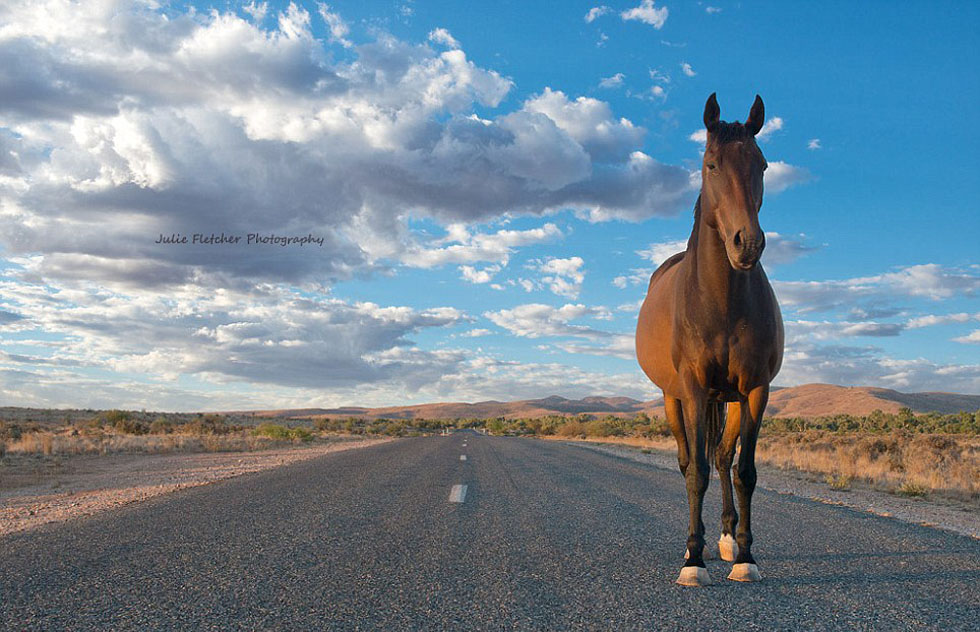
[716,401,740,562]
[669,396,714,562]
[676,393,712,587]
[729,385,768,582]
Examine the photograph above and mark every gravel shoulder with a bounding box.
[0,436,391,537]
[550,437,980,540]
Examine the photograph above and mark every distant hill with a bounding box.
[239,384,980,421]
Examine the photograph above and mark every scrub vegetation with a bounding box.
[2,406,977,501]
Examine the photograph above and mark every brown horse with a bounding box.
[635,93,784,586]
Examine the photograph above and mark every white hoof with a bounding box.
[684,544,714,560]
[728,563,762,582]
[718,534,739,562]
[676,566,712,587]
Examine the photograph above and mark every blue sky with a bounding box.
[0,0,977,410]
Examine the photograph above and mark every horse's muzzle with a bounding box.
[728,230,765,270]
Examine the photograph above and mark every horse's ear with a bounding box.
[745,95,765,136]
[703,93,720,130]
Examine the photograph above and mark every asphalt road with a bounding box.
[2,431,978,631]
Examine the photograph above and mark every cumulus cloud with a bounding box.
[0,0,695,299]
[427,27,460,49]
[706,6,723,14]
[459,264,501,284]
[808,138,822,150]
[764,161,811,193]
[953,329,980,344]
[523,88,645,162]
[534,256,586,298]
[243,2,268,22]
[680,62,696,77]
[774,264,980,314]
[0,279,468,391]
[402,223,563,268]
[756,117,784,141]
[485,303,611,339]
[317,4,353,48]
[621,1,669,28]
[484,303,633,359]
[776,341,980,394]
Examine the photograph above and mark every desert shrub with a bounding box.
[114,418,148,435]
[252,423,314,442]
[183,414,235,435]
[149,417,175,434]
[557,421,586,438]
[0,421,23,441]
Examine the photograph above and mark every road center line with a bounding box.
[460,454,467,461]
[448,484,467,503]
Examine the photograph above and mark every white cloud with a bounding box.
[756,117,784,141]
[621,1,669,28]
[402,224,563,268]
[317,4,353,48]
[459,264,501,284]
[774,264,980,314]
[0,279,468,391]
[585,6,612,23]
[706,6,723,14]
[599,73,625,88]
[680,62,696,77]
[808,138,822,150]
[637,239,688,266]
[427,27,460,49]
[535,256,586,298]
[243,2,268,22]
[459,328,491,338]
[764,161,811,193]
[953,329,980,344]
[485,303,611,339]
[906,312,980,329]
[688,116,784,143]
[523,88,645,161]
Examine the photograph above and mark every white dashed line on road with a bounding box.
[460,455,467,461]
[449,484,467,503]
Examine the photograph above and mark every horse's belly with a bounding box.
[636,266,682,393]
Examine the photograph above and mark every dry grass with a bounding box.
[756,431,979,501]
[2,429,311,457]
[551,432,979,501]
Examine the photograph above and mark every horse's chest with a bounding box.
[687,324,767,394]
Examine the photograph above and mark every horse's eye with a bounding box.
[707,163,717,170]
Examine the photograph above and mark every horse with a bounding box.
[635,93,784,587]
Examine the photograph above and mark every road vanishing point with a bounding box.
[2,429,978,631]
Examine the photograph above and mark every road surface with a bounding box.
[2,430,978,630]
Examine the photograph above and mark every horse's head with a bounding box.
[700,93,768,271]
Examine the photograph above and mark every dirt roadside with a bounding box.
[549,437,979,540]
[0,437,392,537]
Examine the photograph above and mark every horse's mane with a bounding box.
[707,121,751,143]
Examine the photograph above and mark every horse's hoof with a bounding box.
[676,566,712,587]
[728,563,762,582]
[718,534,739,562]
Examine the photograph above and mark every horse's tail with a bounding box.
[705,402,724,470]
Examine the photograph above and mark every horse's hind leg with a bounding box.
[716,402,740,562]
[729,385,768,582]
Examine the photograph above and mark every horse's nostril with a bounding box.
[733,231,742,248]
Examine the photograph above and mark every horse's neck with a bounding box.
[686,197,740,306]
